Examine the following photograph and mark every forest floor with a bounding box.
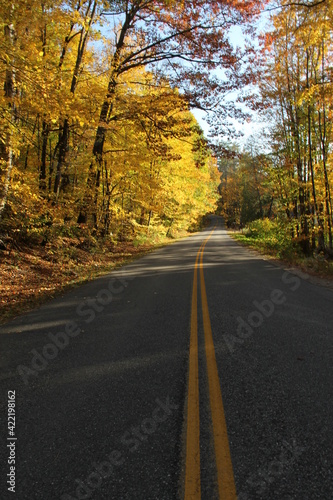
[0,234,180,325]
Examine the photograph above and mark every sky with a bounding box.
[192,102,266,148]
[192,11,271,150]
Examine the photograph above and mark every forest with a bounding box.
[0,0,332,318]
[1,0,232,245]
[220,0,333,265]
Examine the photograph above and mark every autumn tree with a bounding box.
[92,69,219,238]
[251,0,333,255]
[0,0,258,245]
[218,141,273,227]
[77,0,264,223]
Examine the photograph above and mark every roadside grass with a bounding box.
[231,218,333,279]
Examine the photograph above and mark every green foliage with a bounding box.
[235,218,301,260]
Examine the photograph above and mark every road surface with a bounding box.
[1,216,332,499]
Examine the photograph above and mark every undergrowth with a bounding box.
[232,218,333,277]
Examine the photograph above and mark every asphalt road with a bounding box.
[0,216,332,499]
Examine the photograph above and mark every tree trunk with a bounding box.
[55,1,97,200]
[77,78,117,225]
[77,7,133,225]
[306,49,324,252]
[321,110,332,251]
[0,20,15,224]
[320,40,332,251]
[40,120,49,191]
[54,118,69,198]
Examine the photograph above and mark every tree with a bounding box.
[248,0,333,255]
[0,0,254,244]
[78,0,264,223]
[0,3,16,222]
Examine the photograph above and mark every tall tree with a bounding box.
[78,0,263,223]
[0,4,16,222]
[249,0,333,254]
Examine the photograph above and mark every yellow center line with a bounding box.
[199,231,237,500]
[185,226,237,499]
[184,228,216,499]
[184,240,204,499]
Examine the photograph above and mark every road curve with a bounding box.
[0,216,332,499]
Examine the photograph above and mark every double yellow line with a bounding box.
[185,228,237,499]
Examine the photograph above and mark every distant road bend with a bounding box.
[0,216,332,499]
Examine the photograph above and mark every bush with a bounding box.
[237,218,301,260]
